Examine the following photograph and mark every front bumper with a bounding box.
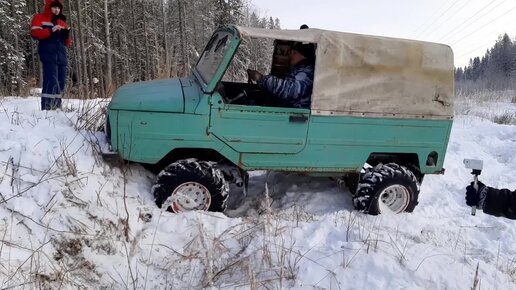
[101,149,122,164]
[101,114,122,164]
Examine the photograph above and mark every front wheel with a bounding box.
[353,163,420,215]
[152,159,229,213]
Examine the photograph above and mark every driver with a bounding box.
[247,41,315,109]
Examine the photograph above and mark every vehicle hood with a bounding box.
[109,78,185,113]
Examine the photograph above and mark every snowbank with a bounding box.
[0,96,514,289]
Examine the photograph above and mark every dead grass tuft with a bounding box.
[54,238,83,259]
[493,113,516,125]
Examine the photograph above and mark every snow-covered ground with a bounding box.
[0,95,515,289]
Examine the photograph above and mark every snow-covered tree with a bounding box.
[0,0,280,97]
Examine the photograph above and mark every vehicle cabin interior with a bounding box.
[217,38,316,109]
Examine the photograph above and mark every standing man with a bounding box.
[31,0,72,110]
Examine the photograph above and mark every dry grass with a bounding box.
[71,99,109,131]
[494,113,516,125]
[0,101,118,289]
[455,89,516,126]
[472,262,480,290]
[455,89,515,103]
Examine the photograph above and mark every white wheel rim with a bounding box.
[378,184,410,214]
[167,182,211,213]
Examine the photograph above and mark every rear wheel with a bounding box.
[353,163,419,215]
[152,159,229,213]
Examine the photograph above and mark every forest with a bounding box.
[3,1,516,98]
[456,33,516,92]
[0,0,280,97]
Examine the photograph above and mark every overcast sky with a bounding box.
[251,0,516,68]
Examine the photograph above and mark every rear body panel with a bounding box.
[209,95,451,174]
[235,115,452,174]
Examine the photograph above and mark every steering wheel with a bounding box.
[224,69,264,104]
[226,90,248,104]
[217,82,241,104]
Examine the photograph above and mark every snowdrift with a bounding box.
[0,95,514,289]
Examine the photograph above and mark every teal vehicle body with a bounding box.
[109,78,186,113]
[104,25,454,214]
[109,99,451,173]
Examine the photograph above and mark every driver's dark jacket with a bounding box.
[483,187,516,219]
[260,59,314,109]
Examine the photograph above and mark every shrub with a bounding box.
[494,113,515,125]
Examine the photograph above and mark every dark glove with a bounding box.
[465,181,487,208]
[60,28,70,40]
[247,69,264,83]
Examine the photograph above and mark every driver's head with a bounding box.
[290,42,315,66]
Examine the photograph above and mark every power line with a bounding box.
[410,0,454,36]
[455,19,513,58]
[425,0,471,39]
[437,0,504,43]
[455,52,486,68]
[415,0,462,38]
[457,39,495,59]
[451,4,516,46]
[454,18,514,66]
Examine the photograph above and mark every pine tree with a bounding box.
[456,33,516,91]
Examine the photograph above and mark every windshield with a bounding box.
[195,31,233,86]
[223,37,274,82]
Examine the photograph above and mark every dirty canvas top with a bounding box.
[236,26,454,119]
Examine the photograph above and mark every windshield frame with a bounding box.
[193,27,240,93]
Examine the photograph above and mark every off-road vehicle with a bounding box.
[103,25,454,215]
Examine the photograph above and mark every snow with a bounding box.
[0,96,515,289]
